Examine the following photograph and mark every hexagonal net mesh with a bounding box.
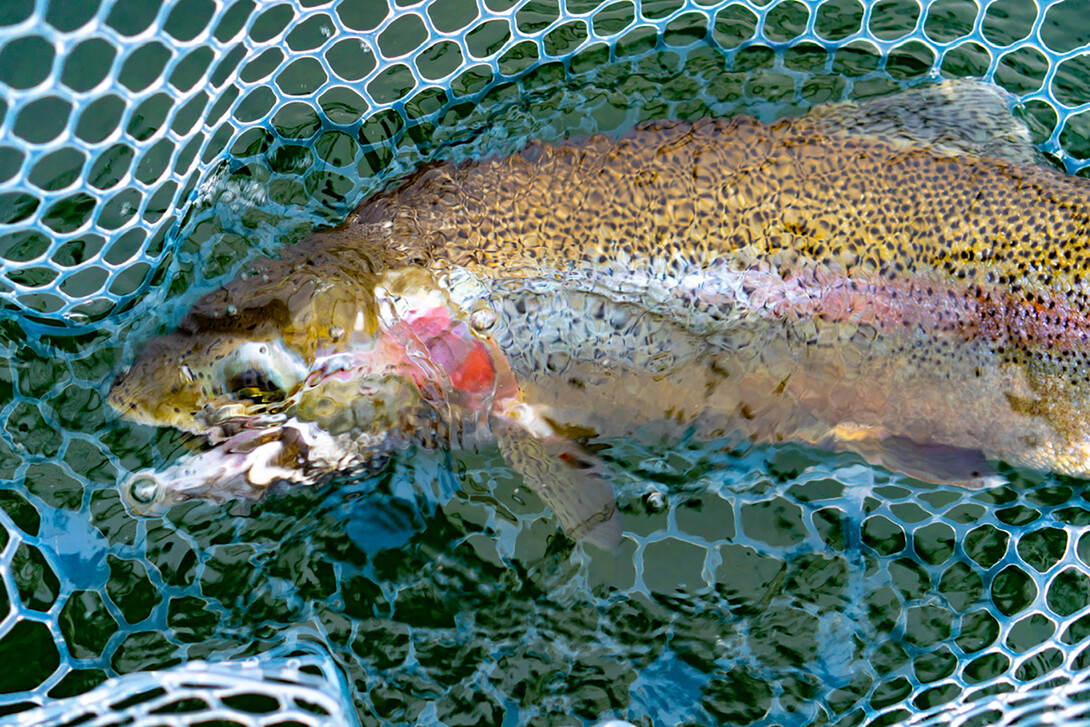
[1,0,1090,726]
[1,0,1089,329]
[9,640,357,727]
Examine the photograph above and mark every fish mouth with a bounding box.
[120,418,385,516]
[119,346,431,516]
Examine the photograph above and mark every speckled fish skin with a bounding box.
[358,81,1090,479]
[111,80,1090,499]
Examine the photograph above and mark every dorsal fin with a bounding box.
[805,80,1044,166]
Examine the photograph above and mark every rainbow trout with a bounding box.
[109,81,1090,545]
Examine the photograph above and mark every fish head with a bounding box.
[109,265,382,433]
[108,263,510,514]
[111,324,426,515]
[108,331,311,433]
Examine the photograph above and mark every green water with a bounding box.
[3,1,1090,725]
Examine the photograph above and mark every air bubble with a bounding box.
[127,475,159,506]
[643,489,666,513]
[469,306,497,331]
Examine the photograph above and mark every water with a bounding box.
[3,1,1090,725]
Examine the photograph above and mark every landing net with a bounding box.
[1,1,1090,725]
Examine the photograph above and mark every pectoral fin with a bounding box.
[492,403,622,548]
[835,432,1003,489]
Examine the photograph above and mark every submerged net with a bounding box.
[3,0,1090,328]
[10,639,356,726]
[1,0,1090,725]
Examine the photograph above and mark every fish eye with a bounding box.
[227,367,285,402]
[217,339,306,405]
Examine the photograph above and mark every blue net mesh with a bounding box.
[1,0,1090,725]
[1,0,1089,328]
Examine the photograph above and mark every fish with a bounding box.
[109,80,1090,546]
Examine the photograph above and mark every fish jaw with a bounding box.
[116,341,436,516]
[121,419,382,516]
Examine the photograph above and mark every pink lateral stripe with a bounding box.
[750,268,1090,349]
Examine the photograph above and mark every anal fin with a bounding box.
[836,433,1003,489]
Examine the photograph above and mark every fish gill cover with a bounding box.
[1,0,1090,726]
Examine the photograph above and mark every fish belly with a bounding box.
[470,273,1050,483]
